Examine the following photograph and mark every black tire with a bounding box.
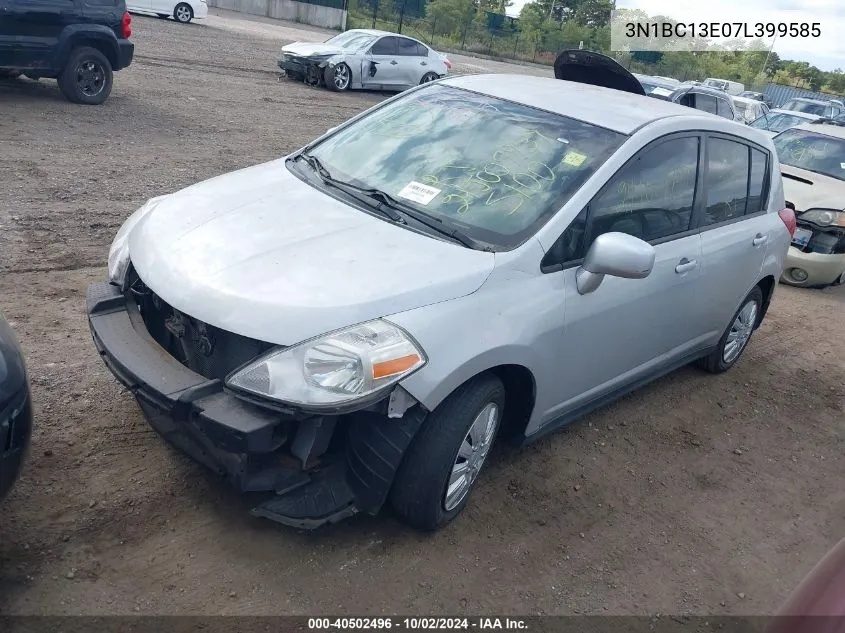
[697,285,763,374]
[174,2,193,23]
[157,13,169,18]
[419,71,438,84]
[57,46,113,105]
[390,374,505,531]
[324,62,351,91]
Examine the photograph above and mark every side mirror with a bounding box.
[575,232,656,295]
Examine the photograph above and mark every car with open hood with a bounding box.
[87,50,792,531]
[278,29,450,92]
[733,95,770,125]
[774,122,845,287]
[1,311,33,502]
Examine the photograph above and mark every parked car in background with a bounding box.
[749,109,822,137]
[0,0,134,105]
[87,50,792,531]
[774,122,845,288]
[740,90,774,108]
[780,97,842,119]
[652,83,741,122]
[733,95,770,124]
[633,73,677,98]
[279,29,449,92]
[703,77,744,95]
[127,0,207,23]
[1,312,33,502]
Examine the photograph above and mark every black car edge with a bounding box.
[0,0,134,105]
[0,311,33,502]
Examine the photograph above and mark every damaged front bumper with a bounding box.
[781,221,845,287]
[278,53,333,85]
[86,282,425,529]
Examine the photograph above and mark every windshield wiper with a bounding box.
[296,153,488,250]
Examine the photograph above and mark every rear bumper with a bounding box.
[115,40,135,71]
[0,387,33,501]
[86,282,423,529]
[780,248,845,287]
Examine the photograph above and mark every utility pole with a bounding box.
[372,0,377,28]
[397,0,407,33]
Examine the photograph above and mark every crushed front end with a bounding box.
[278,53,333,87]
[781,208,845,287]
[86,269,426,529]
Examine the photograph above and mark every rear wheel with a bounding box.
[390,374,504,531]
[420,71,438,84]
[57,46,113,105]
[697,286,763,374]
[174,2,193,23]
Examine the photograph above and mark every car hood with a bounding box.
[780,164,845,212]
[554,49,646,96]
[281,42,348,58]
[128,159,495,346]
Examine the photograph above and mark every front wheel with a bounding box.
[697,286,763,374]
[390,374,504,531]
[57,46,113,105]
[174,2,193,23]
[324,62,351,91]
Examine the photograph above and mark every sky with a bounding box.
[506,0,844,71]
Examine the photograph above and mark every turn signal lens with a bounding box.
[372,353,422,379]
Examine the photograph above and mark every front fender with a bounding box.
[54,25,119,71]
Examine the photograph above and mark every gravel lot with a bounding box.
[1,10,844,617]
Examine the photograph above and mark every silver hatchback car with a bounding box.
[87,52,795,532]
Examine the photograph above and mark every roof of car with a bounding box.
[769,108,820,119]
[792,122,845,139]
[347,29,393,37]
[787,97,829,105]
[440,74,720,134]
[732,96,762,105]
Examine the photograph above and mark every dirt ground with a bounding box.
[1,10,844,617]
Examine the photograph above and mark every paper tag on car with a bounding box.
[840,162,845,169]
[561,151,587,167]
[397,181,441,205]
[652,87,673,96]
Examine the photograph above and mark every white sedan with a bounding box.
[278,29,451,92]
[127,0,208,23]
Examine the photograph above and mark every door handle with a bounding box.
[675,258,697,274]
[752,233,768,247]
[390,60,398,65]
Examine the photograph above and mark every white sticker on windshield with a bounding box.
[397,181,441,205]
[840,162,845,169]
[652,87,673,96]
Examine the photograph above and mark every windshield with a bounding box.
[324,31,376,50]
[773,128,845,181]
[781,99,827,115]
[750,112,812,133]
[305,84,626,248]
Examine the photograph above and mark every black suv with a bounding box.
[0,0,135,105]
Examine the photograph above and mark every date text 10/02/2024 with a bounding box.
[624,22,822,39]
[307,618,529,630]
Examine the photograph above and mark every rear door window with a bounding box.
[700,137,769,226]
[717,97,734,119]
[396,37,421,56]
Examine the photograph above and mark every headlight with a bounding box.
[799,209,845,227]
[107,196,165,286]
[226,320,426,410]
